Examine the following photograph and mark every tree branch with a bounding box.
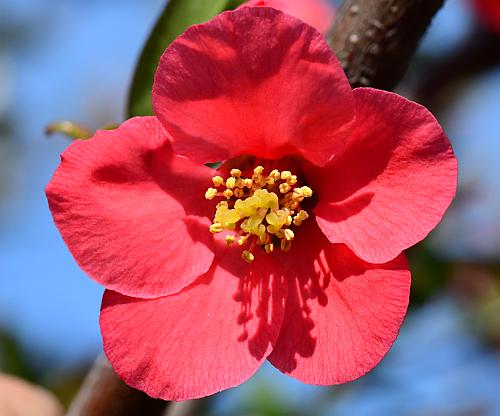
[330,0,445,90]
[66,356,167,416]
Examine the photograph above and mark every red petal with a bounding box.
[153,7,354,167]
[268,221,410,384]
[46,117,215,298]
[243,0,335,33]
[100,245,287,401]
[312,88,457,263]
[473,0,500,33]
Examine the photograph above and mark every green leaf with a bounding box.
[127,0,246,117]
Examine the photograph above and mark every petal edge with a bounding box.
[153,7,354,167]
[313,88,457,263]
[46,117,215,298]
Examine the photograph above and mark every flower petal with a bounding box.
[312,88,457,263]
[243,0,335,33]
[473,0,500,33]
[46,116,215,298]
[153,7,354,167]
[268,221,410,384]
[100,244,287,401]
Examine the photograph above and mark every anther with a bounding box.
[284,229,295,241]
[209,223,223,233]
[301,186,313,197]
[281,171,292,180]
[253,166,264,175]
[223,189,233,199]
[226,177,236,189]
[225,235,235,246]
[279,183,291,194]
[293,210,309,226]
[205,188,217,200]
[292,188,304,201]
[281,239,292,252]
[275,229,286,239]
[264,243,274,254]
[234,188,245,198]
[212,176,224,187]
[230,169,242,178]
[242,250,255,263]
[238,236,247,246]
[269,170,281,181]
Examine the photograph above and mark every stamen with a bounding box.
[269,170,281,181]
[301,186,313,198]
[205,188,217,200]
[205,165,314,262]
[226,177,236,189]
[293,210,309,226]
[284,229,295,241]
[253,166,264,175]
[281,239,292,252]
[292,188,304,200]
[212,176,224,187]
[279,183,291,194]
[230,168,242,178]
[242,250,255,263]
[209,223,223,233]
[234,188,245,198]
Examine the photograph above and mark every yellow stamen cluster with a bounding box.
[205,165,313,263]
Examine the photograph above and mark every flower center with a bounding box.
[205,165,313,263]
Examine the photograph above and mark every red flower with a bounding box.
[472,0,500,33]
[243,0,335,33]
[46,7,457,401]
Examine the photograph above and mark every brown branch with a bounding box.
[165,398,214,416]
[66,356,167,416]
[330,0,445,90]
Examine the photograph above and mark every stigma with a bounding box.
[205,165,313,263]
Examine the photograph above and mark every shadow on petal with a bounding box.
[318,192,374,223]
[267,220,410,384]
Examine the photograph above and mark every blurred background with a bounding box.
[1,0,499,414]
